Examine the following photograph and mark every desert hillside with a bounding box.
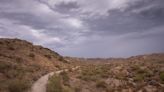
[47,54,164,92]
[0,38,69,92]
[0,38,164,92]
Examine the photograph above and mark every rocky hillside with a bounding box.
[0,38,69,92]
[48,54,164,92]
[0,38,164,92]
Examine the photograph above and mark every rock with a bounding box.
[148,80,159,86]
[0,73,6,79]
[129,78,134,82]
[122,69,129,76]
[128,78,137,87]
[82,88,90,92]
[106,78,126,87]
[143,85,157,92]
[137,90,143,92]
[122,88,133,92]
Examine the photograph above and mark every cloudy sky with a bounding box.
[0,0,164,57]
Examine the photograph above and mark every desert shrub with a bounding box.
[47,75,63,92]
[115,75,126,80]
[0,41,3,44]
[63,86,75,92]
[156,60,164,64]
[160,72,164,82]
[131,65,153,82]
[60,71,70,86]
[74,86,81,92]
[58,56,68,63]
[96,80,107,88]
[79,65,110,81]
[133,74,145,82]
[78,74,98,81]
[136,68,148,74]
[31,64,41,71]
[44,54,52,59]
[6,70,19,78]
[131,65,140,71]
[28,53,35,58]
[55,65,61,69]
[8,79,30,92]
[0,61,11,71]
[8,47,15,50]
[105,86,115,92]
[100,72,109,78]
[15,57,23,63]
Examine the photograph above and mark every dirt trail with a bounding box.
[30,66,80,92]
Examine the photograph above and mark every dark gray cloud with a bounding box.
[83,0,164,36]
[0,0,164,57]
[53,1,79,14]
[0,12,49,29]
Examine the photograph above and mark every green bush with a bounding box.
[160,72,164,82]
[8,79,30,92]
[60,72,70,86]
[47,75,63,92]
[133,74,145,82]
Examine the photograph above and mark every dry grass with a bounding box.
[47,75,63,92]
[47,73,74,92]
[67,54,164,92]
[8,79,30,92]
[0,38,70,92]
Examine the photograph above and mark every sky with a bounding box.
[0,0,164,58]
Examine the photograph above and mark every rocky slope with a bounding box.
[0,38,69,92]
[61,54,164,92]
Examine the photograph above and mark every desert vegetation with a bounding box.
[63,54,164,92]
[0,38,70,92]
[47,72,74,92]
[0,38,164,92]
[8,79,30,92]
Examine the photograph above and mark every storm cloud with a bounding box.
[0,0,164,57]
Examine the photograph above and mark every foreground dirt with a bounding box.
[31,66,80,92]
[31,72,54,92]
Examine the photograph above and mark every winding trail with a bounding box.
[30,66,80,92]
